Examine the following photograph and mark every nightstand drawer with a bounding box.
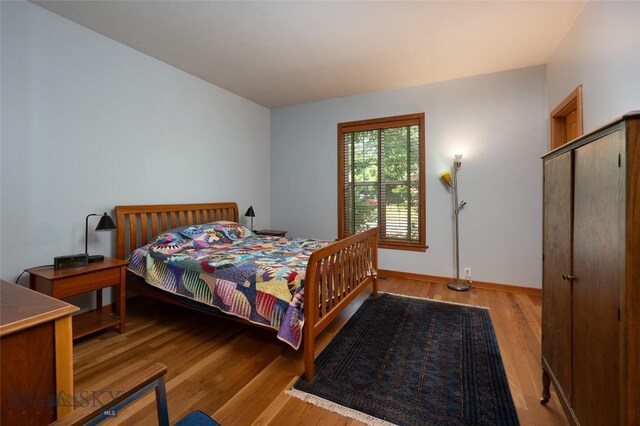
[51,268,121,298]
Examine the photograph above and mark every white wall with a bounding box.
[0,1,270,303]
[547,1,640,132]
[271,66,548,288]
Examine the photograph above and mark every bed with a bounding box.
[115,202,378,380]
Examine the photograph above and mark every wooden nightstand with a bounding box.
[25,257,128,340]
[254,229,287,237]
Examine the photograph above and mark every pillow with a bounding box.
[211,221,254,240]
[148,231,191,254]
[148,221,253,253]
[190,228,231,248]
[178,224,232,247]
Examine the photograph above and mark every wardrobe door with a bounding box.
[573,130,622,425]
[542,152,574,403]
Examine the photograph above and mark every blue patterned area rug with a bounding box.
[288,293,519,425]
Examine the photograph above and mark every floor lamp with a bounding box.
[440,154,469,291]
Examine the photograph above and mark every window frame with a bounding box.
[337,112,426,252]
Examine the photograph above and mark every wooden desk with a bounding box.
[26,257,128,340]
[1,279,79,424]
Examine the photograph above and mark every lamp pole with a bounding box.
[85,213,99,255]
[447,155,469,291]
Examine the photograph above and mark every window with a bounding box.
[338,113,426,251]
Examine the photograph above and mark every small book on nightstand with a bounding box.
[254,229,287,237]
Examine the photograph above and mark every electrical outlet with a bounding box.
[464,267,471,278]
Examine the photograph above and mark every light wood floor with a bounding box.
[73,278,569,425]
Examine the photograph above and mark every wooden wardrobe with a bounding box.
[541,111,639,425]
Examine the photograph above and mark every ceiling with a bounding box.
[33,1,586,108]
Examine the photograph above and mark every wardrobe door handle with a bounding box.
[562,274,576,281]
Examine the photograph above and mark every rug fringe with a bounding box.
[286,388,396,426]
[379,291,489,309]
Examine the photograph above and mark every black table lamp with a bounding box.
[85,212,117,262]
[244,206,255,231]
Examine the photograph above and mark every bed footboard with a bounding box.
[302,227,378,381]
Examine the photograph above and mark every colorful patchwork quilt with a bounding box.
[127,221,330,349]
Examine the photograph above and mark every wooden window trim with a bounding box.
[337,113,426,251]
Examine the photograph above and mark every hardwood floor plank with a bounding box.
[71,278,568,425]
[248,376,299,426]
[213,356,300,425]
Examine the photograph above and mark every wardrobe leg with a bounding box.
[540,368,551,405]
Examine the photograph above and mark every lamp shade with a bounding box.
[440,171,452,187]
[244,206,255,218]
[95,213,116,231]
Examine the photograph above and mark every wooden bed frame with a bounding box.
[115,202,378,380]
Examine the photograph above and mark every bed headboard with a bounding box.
[114,202,239,260]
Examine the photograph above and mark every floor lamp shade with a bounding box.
[440,171,452,187]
